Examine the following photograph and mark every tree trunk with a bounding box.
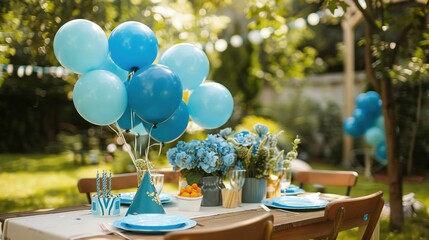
[407,78,422,174]
[380,77,404,231]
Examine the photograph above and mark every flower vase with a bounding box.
[242,178,267,203]
[201,176,223,206]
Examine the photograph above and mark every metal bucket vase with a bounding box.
[201,176,223,206]
[242,178,267,203]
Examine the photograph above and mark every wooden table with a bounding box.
[0,194,375,240]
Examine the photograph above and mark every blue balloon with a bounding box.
[144,101,189,143]
[188,82,233,129]
[109,21,158,71]
[96,54,129,81]
[356,91,381,113]
[375,141,387,165]
[343,117,364,137]
[159,43,209,90]
[353,108,374,131]
[128,64,183,125]
[364,126,385,147]
[54,19,108,74]
[73,70,127,126]
[117,105,143,131]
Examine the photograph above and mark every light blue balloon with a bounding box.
[73,70,127,126]
[364,126,385,147]
[375,116,384,130]
[109,21,158,71]
[188,82,233,129]
[129,123,148,136]
[144,101,189,143]
[97,54,129,81]
[54,19,108,74]
[159,43,209,90]
[375,141,387,165]
[128,64,183,125]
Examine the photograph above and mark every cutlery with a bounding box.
[260,204,271,212]
[99,222,132,240]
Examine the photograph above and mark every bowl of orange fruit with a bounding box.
[176,183,203,212]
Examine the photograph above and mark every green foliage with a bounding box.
[268,92,343,163]
[246,0,324,91]
[0,0,232,152]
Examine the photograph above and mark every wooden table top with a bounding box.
[0,204,331,240]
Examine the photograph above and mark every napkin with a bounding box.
[126,171,166,215]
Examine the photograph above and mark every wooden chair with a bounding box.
[164,212,274,240]
[77,172,138,203]
[77,169,179,203]
[324,191,384,240]
[294,170,358,196]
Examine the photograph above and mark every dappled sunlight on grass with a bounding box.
[0,152,177,214]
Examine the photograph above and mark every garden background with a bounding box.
[1,0,429,239]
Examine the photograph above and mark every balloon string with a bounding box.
[145,125,154,170]
[108,124,137,168]
[127,67,137,81]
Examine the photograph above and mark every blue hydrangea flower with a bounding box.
[166,131,237,179]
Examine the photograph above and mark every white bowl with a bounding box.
[176,195,203,212]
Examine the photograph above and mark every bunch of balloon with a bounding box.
[343,91,387,165]
[53,19,234,152]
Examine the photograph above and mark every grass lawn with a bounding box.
[0,152,428,239]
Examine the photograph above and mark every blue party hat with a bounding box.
[126,170,165,215]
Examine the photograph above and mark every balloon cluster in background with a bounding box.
[53,19,234,144]
[343,91,387,165]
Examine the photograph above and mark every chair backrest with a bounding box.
[163,212,274,240]
[294,170,358,196]
[77,169,180,203]
[324,191,384,240]
[77,172,139,203]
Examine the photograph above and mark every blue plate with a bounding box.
[120,192,172,204]
[262,196,328,211]
[121,214,189,230]
[113,216,196,233]
[281,185,305,196]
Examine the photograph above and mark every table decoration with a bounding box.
[220,124,284,203]
[91,170,120,216]
[126,165,166,215]
[167,131,236,206]
[53,18,235,214]
[222,169,246,207]
[176,195,203,211]
[220,124,301,202]
[221,188,240,208]
[267,136,301,198]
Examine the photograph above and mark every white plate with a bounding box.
[120,192,172,204]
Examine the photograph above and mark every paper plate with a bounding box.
[120,192,172,204]
[113,215,196,233]
[262,196,328,211]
